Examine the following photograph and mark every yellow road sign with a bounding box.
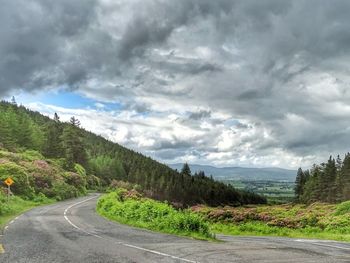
[4,177,14,186]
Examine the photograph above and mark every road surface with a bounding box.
[1,194,350,262]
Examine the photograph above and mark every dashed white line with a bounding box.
[63,196,197,263]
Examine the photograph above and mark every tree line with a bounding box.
[0,99,266,206]
[295,154,350,203]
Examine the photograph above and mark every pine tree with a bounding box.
[181,163,191,176]
[340,153,350,201]
[11,96,17,105]
[322,156,337,202]
[43,113,63,158]
[294,168,304,202]
[61,117,87,169]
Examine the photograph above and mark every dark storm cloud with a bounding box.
[2,0,350,166]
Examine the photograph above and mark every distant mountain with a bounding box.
[168,163,296,182]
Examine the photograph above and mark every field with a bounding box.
[223,180,295,204]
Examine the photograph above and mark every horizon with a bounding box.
[2,1,350,169]
[167,162,296,171]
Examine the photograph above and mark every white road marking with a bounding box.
[64,196,197,263]
[295,239,350,250]
[63,196,102,239]
[122,243,197,263]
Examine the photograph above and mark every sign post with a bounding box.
[4,177,14,202]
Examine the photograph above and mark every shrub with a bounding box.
[32,192,51,203]
[86,174,101,190]
[74,163,86,177]
[20,150,44,161]
[334,201,350,216]
[52,181,79,201]
[63,172,87,191]
[97,189,212,239]
[0,162,34,198]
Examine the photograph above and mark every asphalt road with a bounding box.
[1,194,350,263]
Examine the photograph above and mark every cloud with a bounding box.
[3,0,350,168]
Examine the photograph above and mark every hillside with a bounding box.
[169,163,296,182]
[0,100,266,206]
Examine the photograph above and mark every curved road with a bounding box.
[1,194,350,263]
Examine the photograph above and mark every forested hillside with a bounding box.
[0,100,266,206]
[295,154,350,203]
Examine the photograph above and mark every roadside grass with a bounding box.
[97,189,350,243]
[0,194,53,230]
[96,189,215,241]
[212,222,350,242]
[193,201,350,242]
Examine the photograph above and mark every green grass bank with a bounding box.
[193,201,350,242]
[0,193,53,229]
[97,189,350,243]
[96,189,214,240]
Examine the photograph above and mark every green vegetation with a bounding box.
[295,154,350,204]
[192,202,350,242]
[0,192,52,229]
[0,149,88,201]
[97,189,213,240]
[0,99,265,206]
[225,180,294,204]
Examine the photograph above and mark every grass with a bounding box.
[0,194,53,230]
[192,202,350,242]
[97,189,350,242]
[96,189,214,240]
[212,222,350,242]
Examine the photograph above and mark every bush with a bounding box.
[32,192,51,203]
[334,201,350,216]
[74,163,86,177]
[97,189,212,239]
[52,181,79,201]
[86,174,101,190]
[0,162,34,198]
[20,150,44,161]
[63,172,87,193]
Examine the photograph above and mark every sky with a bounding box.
[1,0,350,169]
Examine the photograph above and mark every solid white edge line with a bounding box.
[63,196,102,239]
[64,195,197,263]
[295,239,350,250]
[122,243,197,263]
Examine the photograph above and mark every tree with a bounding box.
[61,117,87,169]
[294,168,304,202]
[70,116,81,127]
[339,153,350,201]
[181,163,191,176]
[43,113,63,158]
[11,96,17,105]
[321,156,337,202]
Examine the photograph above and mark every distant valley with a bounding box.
[168,163,296,182]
